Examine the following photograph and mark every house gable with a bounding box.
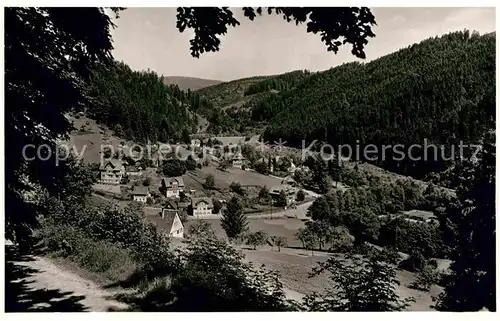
[169,213,183,234]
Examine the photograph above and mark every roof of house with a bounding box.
[162,176,185,187]
[281,176,296,184]
[191,197,213,208]
[269,185,296,195]
[132,186,149,196]
[178,201,191,209]
[148,212,182,235]
[231,154,245,161]
[402,210,437,220]
[100,159,123,170]
[214,136,245,146]
[163,200,179,211]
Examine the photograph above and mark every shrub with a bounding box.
[258,186,269,200]
[212,199,222,214]
[162,159,187,177]
[203,174,215,190]
[304,255,414,311]
[39,222,136,282]
[229,182,245,196]
[254,161,269,175]
[186,156,197,170]
[158,237,291,311]
[399,251,426,272]
[296,189,306,202]
[246,230,268,250]
[411,265,440,291]
[271,236,287,252]
[187,220,216,239]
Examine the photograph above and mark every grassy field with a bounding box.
[241,247,442,311]
[195,167,284,190]
[184,217,307,248]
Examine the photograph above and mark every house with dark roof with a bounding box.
[149,211,184,238]
[161,176,185,198]
[191,197,214,217]
[162,200,179,215]
[269,185,297,207]
[131,186,150,203]
[99,159,125,185]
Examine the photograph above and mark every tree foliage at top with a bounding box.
[176,7,376,59]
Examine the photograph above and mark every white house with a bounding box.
[150,208,184,239]
[269,185,297,207]
[162,177,185,198]
[231,154,246,169]
[131,186,150,203]
[100,159,125,185]
[191,197,214,217]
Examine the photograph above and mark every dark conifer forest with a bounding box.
[257,31,495,178]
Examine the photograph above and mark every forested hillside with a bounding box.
[196,70,313,135]
[256,30,495,178]
[87,62,197,143]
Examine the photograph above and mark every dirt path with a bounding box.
[5,244,128,312]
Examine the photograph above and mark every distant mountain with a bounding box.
[162,76,223,91]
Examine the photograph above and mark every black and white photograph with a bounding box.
[2,3,497,314]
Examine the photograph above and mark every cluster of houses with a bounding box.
[96,138,310,240]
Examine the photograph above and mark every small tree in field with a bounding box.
[296,189,306,202]
[203,174,215,190]
[246,230,268,250]
[271,236,287,252]
[303,255,414,311]
[275,190,288,207]
[221,197,248,240]
[258,186,270,201]
[229,181,245,196]
[296,227,316,255]
[212,199,222,214]
[254,160,269,175]
[411,265,440,292]
[188,220,216,239]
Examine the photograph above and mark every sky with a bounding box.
[109,7,495,81]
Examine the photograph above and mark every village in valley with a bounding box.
[86,112,314,242]
[65,113,453,307]
[5,6,494,313]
